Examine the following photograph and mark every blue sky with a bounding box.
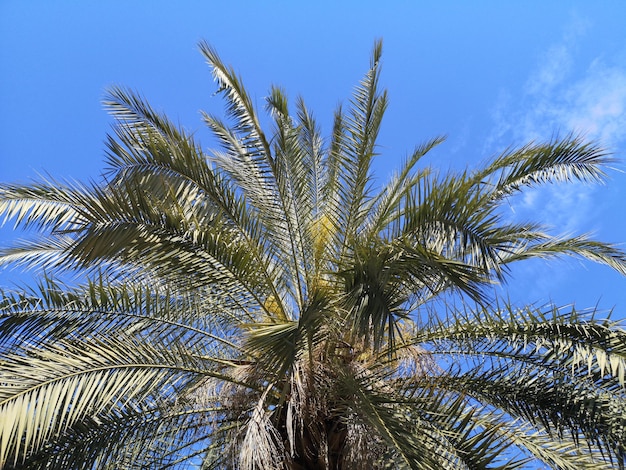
[1,1,625,315]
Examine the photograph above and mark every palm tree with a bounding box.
[0,40,625,469]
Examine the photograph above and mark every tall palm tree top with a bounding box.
[0,40,625,469]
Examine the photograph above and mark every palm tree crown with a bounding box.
[0,40,625,469]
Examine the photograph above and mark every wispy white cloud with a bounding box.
[524,15,589,98]
[559,61,626,145]
[488,17,626,234]
[524,43,573,97]
[490,15,626,149]
[520,59,626,149]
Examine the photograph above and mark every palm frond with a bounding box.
[198,41,271,162]
[503,233,626,275]
[329,40,389,252]
[362,136,444,239]
[475,134,612,199]
[0,332,224,468]
[416,303,626,466]
[0,179,88,233]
